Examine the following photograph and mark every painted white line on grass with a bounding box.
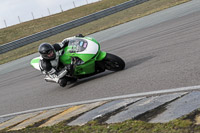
[1,85,200,118]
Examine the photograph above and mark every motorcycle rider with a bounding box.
[38,34,84,87]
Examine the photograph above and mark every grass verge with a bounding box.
[0,0,190,65]
[0,0,130,45]
[1,118,200,133]
[1,109,200,133]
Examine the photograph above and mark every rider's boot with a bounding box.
[58,77,77,87]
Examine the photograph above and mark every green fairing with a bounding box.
[60,37,101,64]
[60,51,95,75]
[59,37,107,75]
[96,51,106,61]
[60,47,95,64]
[74,60,95,75]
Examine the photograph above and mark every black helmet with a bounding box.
[38,43,56,60]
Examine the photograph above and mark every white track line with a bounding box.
[1,85,200,118]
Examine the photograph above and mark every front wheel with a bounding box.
[103,53,125,71]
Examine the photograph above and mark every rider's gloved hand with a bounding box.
[62,40,69,47]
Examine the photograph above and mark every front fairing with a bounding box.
[60,37,100,65]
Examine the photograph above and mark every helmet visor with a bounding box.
[42,50,55,59]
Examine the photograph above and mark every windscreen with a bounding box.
[68,38,88,53]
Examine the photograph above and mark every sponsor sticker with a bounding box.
[80,41,83,47]
[83,43,87,48]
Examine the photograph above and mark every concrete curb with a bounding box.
[1,85,200,119]
[0,86,200,131]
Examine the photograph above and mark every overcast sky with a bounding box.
[0,0,99,29]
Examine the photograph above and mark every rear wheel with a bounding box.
[103,53,125,71]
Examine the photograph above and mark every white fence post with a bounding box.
[60,5,63,12]
[47,8,51,15]
[73,1,76,8]
[18,16,21,23]
[31,12,35,20]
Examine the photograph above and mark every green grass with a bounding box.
[1,119,199,133]
[0,0,129,45]
[0,0,190,65]
[1,109,200,133]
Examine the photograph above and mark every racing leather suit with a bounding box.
[39,34,84,86]
[39,42,68,83]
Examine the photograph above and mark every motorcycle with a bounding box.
[30,36,125,87]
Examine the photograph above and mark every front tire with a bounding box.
[103,53,125,71]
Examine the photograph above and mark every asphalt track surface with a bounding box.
[1,0,200,116]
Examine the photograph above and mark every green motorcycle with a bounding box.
[30,36,125,86]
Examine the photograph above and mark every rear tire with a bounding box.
[103,53,125,71]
